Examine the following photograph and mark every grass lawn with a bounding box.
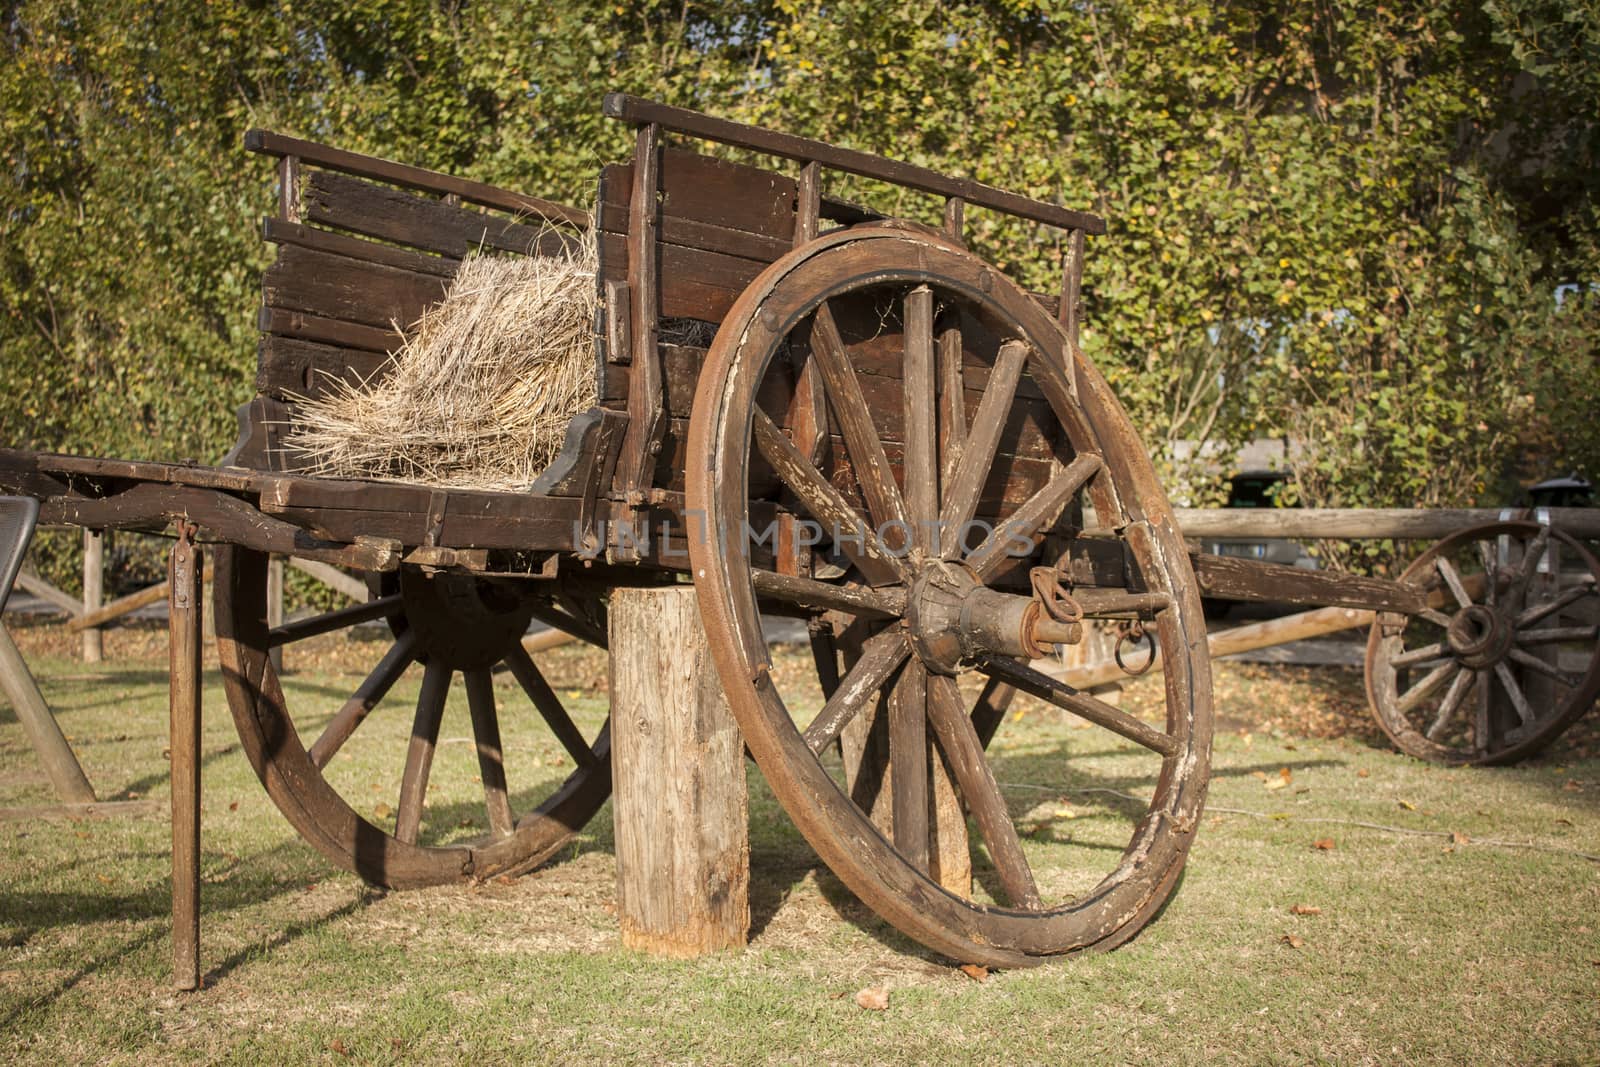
[1,618,1596,1065]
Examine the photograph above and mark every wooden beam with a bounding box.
[286,557,368,603]
[12,569,83,617]
[0,622,96,804]
[1175,507,1600,540]
[81,529,103,663]
[67,564,217,633]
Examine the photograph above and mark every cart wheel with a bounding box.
[687,228,1213,966]
[215,546,611,887]
[1366,521,1600,765]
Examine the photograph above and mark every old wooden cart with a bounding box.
[2,95,1597,972]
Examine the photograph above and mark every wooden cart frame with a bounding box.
[2,94,1596,976]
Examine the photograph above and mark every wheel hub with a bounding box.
[905,563,1075,674]
[1444,604,1511,670]
[398,569,539,671]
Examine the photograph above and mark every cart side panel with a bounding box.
[233,135,594,477]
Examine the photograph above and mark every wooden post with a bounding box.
[81,529,103,663]
[266,556,284,675]
[609,586,748,956]
[168,528,203,991]
[0,623,96,804]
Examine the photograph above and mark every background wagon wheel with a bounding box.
[1365,521,1600,765]
[687,228,1213,967]
[215,545,612,888]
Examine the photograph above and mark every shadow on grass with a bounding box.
[0,838,375,1027]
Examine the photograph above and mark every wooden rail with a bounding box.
[1175,507,1600,540]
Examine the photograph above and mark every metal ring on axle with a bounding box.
[1114,620,1157,676]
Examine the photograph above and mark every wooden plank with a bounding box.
[1189,552,1424,613]
[302,170,577,261]
[288,557,368,603]
[262,216,458,277]
[610,586,749,955]
[256,335,394,400]
[603,93,1107,235]
[246,128,590,226]
[257,306,403,354]
[597,148,797,242]
[262,242,447,332]
[1174,507,1600,540]
[596,230,763,323]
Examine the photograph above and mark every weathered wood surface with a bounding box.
[167,532,203,991]
[1176,507,1600,540]
[0,622,96,804]
[610,586,749,956]
[1039,604,1375,691]
[603,93,1106,235]
[81,528,103,662]
[1189,552,1423,613]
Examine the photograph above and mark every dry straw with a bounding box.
[285,232,598,491]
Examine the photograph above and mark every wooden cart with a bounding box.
[2,95,1596,971]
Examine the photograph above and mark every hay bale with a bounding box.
[285,236,598,491]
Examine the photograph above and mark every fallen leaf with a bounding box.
[1397,799,1416,811]
[228,800,239,812]
[1250,770,1268,781]
[1441,846,1454,854]
[1451,831,1470,845]
[1356,768,1370,778]
[1264,777,1287,791]
[1563,780,1583,792]
[373,802,393,819]
[95,874,113,885]
[329,1039,351,1057]
[1280,933,1305,949]
[1279,767,1293,781]
[1312,838,1336,851]
[959,964,989,983]
[855,986,889,1011]
[1289,904,1321,916]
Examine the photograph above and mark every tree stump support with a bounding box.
[609,585,749,956]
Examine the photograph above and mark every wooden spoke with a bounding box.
[1433,557,1475,611]
[979,655,1180,757]
[504,643,599,769]
[926,674,1041,910]
[938,319,967,488]
[308,628,419,769]
[1420,608,1455,629]
[803,628,910,754]
[395,658,451,846]
[1424,666,1477,741]
[464,668,516,838]
[809,301,910,535]
[963,453,1102,576]
[889,660,931,872]
[938,339,1030,537]
[1389,641,1447,669]
[903,286,938,556]
[1476,540,1500,607]
[1516,583,1597,628]
[749,567,905,619]
[1507,647,1583,688]
[1515,625,1599,646]
[1473,670,1493,754]
[1395,660,1459,715]
[971,677,1018,750]
[267,594,403,648]
[752,408,903,585]
[1492,662,1536,727]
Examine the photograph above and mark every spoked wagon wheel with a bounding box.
[1366,521,1600,765]
[687,228,1213,967]
[215,545,612,887]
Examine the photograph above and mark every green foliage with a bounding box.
[2,1,1596,525]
